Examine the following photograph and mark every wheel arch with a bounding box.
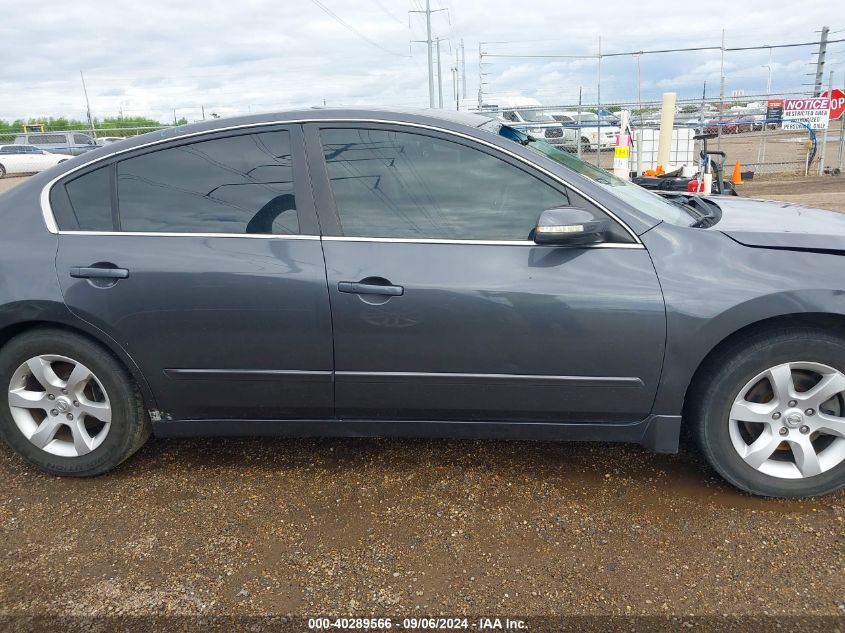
[0,319,158,414]
[682,312,845,418]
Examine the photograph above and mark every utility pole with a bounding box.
[201,105,206,121]
[718,29,726,150]
[819,70,833,175]
[425,0,434,108]
[79,70,97,139]
[477,42,484,110]
[454,50,460,110]
[452,63,459,111]
[409,0,446,108]
[436,37,444,108]
[813,26,830,97]
[460,38,467,99]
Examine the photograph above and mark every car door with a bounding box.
[0,147,25,174]
[29,148,55,171]
[306,123,666,423]
[53,125,334,421]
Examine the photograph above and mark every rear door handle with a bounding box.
[70,266,130,280]
[338,281,404,296]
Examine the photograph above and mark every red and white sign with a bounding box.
[821,89,845,120]
[782,97,830,130]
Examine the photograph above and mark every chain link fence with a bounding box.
[474,95,844,178]
[2,102,843,178]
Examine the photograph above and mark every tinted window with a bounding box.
[116,132,298,234]
[73,134,93,145]
[29,134,67,144]
[65,167,113,231]
[321,128,569,240]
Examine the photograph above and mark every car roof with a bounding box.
[77,107,496,157]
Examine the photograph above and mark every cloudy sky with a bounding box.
[0,0,841,123]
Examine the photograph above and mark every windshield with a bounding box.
[493,125,696,226]
[516,110,555,123]
[569,113,598,122]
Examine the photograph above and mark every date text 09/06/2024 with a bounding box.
[307,617,527,630]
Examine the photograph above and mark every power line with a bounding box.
[308,0,409,57]
[370,0,405,24]
[481,37,845,60]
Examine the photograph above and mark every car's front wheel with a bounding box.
[0,329,150,476]
[691,328,845,497]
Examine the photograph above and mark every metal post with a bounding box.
[426,0,434,108]
[839,72,845,170]
[718,29,725,151]
[79,70,97,139]
[461,38,467,99]
[819,70,833,175]
[596,35,602,167]
[436,37,443,108]
[577,87,583,159]
[635,129,643,177]
[453,65,459,111]
[757,48,773,167]
[477,42,483,110]
[813,26,830,97]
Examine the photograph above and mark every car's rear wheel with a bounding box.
[0,163,6,178]
[0,329,150,476]
[691,328,845,497]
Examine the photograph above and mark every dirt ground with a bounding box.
[1,171,845,630]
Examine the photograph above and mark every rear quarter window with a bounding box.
[59,166,114,231]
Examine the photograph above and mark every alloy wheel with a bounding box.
[728,361,845,479]
[7,354,111,457]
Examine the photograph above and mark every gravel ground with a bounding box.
[1,437,844,621]
[2,172,845,629]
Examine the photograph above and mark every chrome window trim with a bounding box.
[57,230,319,240]
[322,236,643,249]
[40,117,642,245]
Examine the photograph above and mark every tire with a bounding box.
[0,163,6,178]
[0,329,150,476]
[690,327,845,498]
[580,137,593,152]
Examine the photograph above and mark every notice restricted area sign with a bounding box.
[782,97,830,130]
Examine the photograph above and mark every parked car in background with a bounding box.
[547,111,619,151]
[13,131,97,156]
[95,137,127,146]
[498,107,575,149]
[0,145,69,177]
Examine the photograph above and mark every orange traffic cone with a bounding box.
[731,160,743,185]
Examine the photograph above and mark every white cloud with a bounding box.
[0,0,840,122]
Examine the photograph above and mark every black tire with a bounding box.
[0,163,6,178]
[690,327,845,498]
[0,329,150,476]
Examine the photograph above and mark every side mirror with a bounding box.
[533,207,609,245]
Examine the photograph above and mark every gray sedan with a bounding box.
[0,107,843,498]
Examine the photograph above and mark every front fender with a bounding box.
[642,222,845,413]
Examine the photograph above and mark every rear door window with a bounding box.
[115,131,299,234]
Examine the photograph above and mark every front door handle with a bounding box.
[338,280,404,296]
[70,266,130,280]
